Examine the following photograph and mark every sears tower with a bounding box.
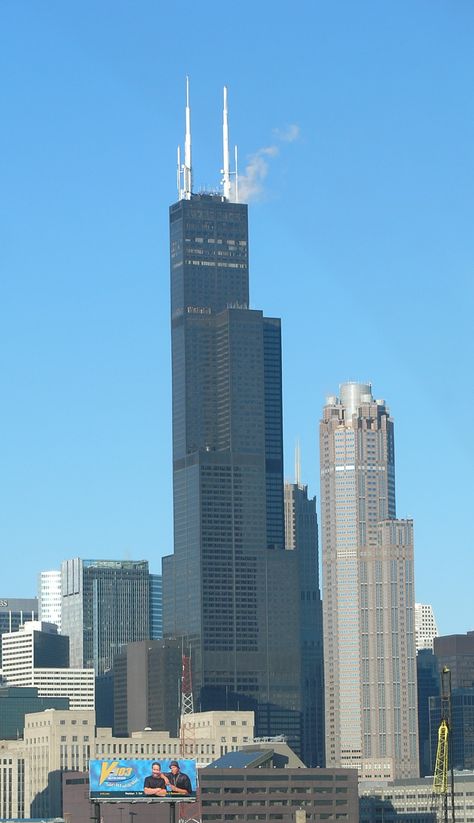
[163,83,301,747]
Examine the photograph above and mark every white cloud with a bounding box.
[272,123,300,143]
[231,124,300,203]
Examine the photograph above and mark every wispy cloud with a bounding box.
[232,123,300,203]
[272,123,300,143]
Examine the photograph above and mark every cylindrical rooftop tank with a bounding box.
[340,382,373,420]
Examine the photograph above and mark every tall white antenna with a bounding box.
[177,77,192,201]
[222,86,231,200]
[295,440,301,487]
[183,76,192,199]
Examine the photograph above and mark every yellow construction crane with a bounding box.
[432,667,455,823]
[433,719,449,797]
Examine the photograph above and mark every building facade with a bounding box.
[433,632,474,689]
[61,558,150,675]
[0,685,69,739]
[2,621,69,684]
[201,763,359,823]
[415,603,439,652]
[360,773,474,822]
[284,479,325,767]
[113,638,181,737]
[320,382,418,780]
[23,708,94,818]
[2,622,94,710]
[417,648,440,776]
[38,570,62,632]
[162,170,301,743]
[181,710,254,762]
[0,739,26,819]
[0,598,37,667]
[149,573,163,639]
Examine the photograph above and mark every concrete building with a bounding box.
[0,739,27,819]
[2,622,94,710]
[359,772,474,822]
[61,558,150,675]
[113,638,180,737]
[433,632,474,689]
[320,383,418,780]
[284,477,325,767]
[61,746,358,823]
[95,710,254,767]
[415,603,439,652]
[23,708,95,818]
[202,751,359,823]
[180,710,254,762]
[38,570,62,632]
[163,100,301,749]
[0,598,37,667]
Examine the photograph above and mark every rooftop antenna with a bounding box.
[222,86,231,200]
[221,86,239,202]
[295,440,301,487]
[177,77,192,200]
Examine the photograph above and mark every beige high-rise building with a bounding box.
[320,383,418,781]
[0,739,27,819]
[24,708,95,817]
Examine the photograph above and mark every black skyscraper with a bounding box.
[162,93,301,748]
[285,479,325,766]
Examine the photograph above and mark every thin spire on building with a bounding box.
[222,86,231,200]
[177,76,192,201]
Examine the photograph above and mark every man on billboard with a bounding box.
[166,761,192,795]
[143,762,168,796]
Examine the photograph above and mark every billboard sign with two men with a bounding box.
[89,758,198,802]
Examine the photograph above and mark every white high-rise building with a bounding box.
[2,621,94,710]
[320,383,418,781]
[414,603,439,651]
[38,569,62,631]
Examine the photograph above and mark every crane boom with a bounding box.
[433,719,449,796]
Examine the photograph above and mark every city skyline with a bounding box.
[1,1,473,636]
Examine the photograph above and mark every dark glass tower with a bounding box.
[163,192,301,748]
[285,480,325,766]
[61,558,150,675]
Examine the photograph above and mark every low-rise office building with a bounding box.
[359,772,474,823]
[202,748,358,822]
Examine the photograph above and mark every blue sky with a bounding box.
[1,1,473,634]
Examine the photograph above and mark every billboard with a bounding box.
[89,758,198,802]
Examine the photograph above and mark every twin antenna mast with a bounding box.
[177,78,239,202]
